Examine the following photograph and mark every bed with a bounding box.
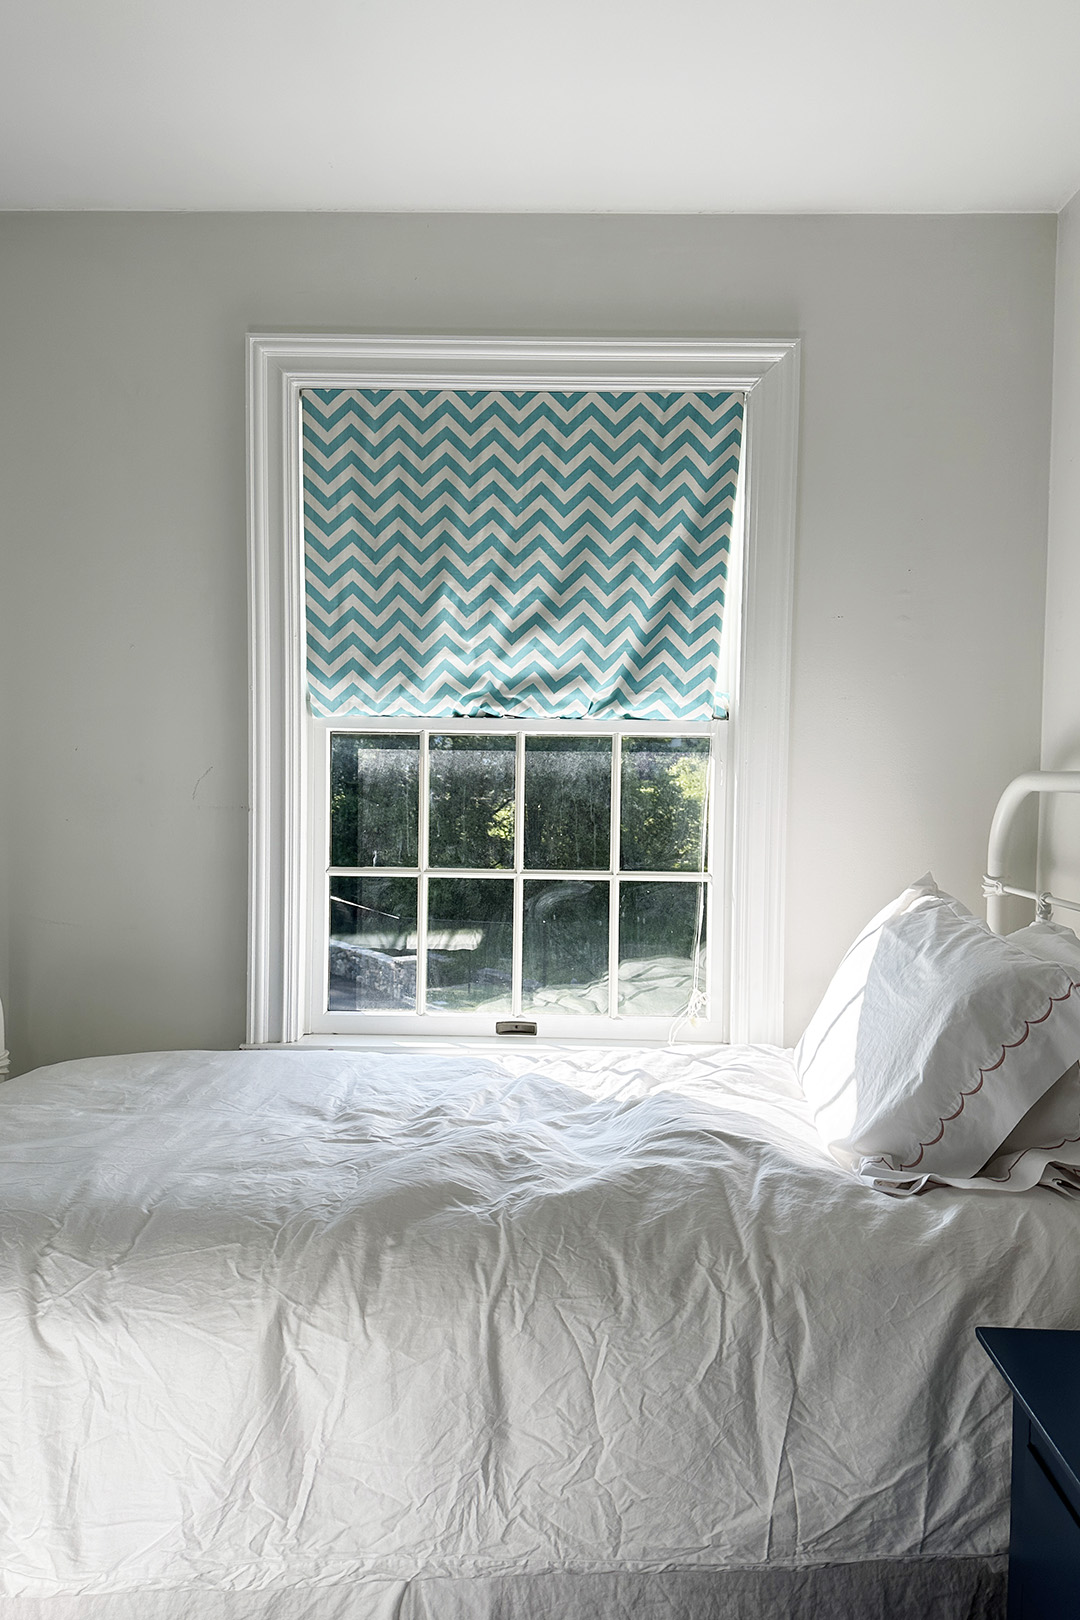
[3,775,1080,1620]
[1,1038,1075,1620]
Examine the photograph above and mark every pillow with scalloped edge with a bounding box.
[796,880,1080,1194]
[1007,917,1080,971]
[965,919,1080,1196]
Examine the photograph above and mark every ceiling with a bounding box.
[2,0,1080,214]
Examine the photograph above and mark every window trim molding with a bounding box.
[247,334,800,1048]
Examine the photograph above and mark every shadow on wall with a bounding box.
[1040,732,1080,924]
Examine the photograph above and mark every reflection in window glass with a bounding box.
[328,876,418,1011]
[426,878,513,1012]
[429,735,515,869]
[524,737,611,871]
[618,881,705,1017]
[522,880,610,1014]
[620,737,710,872]
[331,734,419,869]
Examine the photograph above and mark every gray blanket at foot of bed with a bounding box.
[410,1560,1008,1619]
[0,1558,1008,1620]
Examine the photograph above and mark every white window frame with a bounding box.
[247,335,799,1050]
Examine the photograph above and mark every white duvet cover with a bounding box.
[0,1044,1076,1605]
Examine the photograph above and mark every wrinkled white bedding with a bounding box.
[0,1044,1076,1604]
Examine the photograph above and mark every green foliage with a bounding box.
[619,739,709,872]
[428,735,516,868]
[523,737,611,869]
[330,731,709,874]
[330,735,419,867]
[329,731,709,1000]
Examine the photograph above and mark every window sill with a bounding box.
[243,1032,728,1055]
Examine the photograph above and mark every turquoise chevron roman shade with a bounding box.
[302,387,744,722]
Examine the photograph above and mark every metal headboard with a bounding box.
[983,770,1080,933]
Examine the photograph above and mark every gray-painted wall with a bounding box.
[0,213,1057,1073]
[1041,191,1080,899]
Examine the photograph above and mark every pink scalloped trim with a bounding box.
[980,1126,1080,1184]
[898,979,1080,1171]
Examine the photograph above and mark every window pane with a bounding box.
[523,737,611,871]
[426,878,513,1012]
[328,876,417,1011]
[618,881,705,1017]
[522,880,610,1015]
[428,735,515,869]
[620,737,710,872]
[331,733,419,869]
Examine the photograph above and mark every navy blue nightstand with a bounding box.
[978,1327,1080,1620]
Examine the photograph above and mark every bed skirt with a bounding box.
[0,1557,1008,1620]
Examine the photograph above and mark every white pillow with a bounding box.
[974,1062,1080,1191]
[1007,918,1080,972]
[795,873,941,1145]
[797,879,1080,1191]
[972,921,1080,1193]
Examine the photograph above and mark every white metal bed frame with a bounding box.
[984,769,1080,934]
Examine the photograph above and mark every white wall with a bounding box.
[0,214,1057,1073]
[1041,190,1080,901]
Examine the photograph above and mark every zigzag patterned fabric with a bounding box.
[302,387,744,721]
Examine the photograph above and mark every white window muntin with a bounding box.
[305,713,726,1041]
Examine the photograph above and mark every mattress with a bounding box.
[0,1042,1073,1613]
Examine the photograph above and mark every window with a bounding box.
[309,721,718,1037]
[248,337,798,1049]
